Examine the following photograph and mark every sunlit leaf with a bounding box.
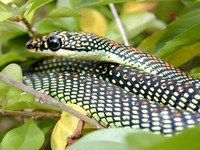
[80,8,108,36]
[51,104,87,150]
[122,1,158,14]
[0,12,13,22]
[1,119,44,150]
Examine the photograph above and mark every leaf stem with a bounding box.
[0,110,60,119]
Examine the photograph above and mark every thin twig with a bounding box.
[1,110,60,119]
[11,3,38,37]
[109,3,129,46]
[0,73,104,129]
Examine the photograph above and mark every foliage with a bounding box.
[1,0,200,149]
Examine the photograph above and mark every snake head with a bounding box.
[26,30,121,62]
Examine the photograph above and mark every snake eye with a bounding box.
[47,36,62,51]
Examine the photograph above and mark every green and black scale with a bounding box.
[24,30,200,135]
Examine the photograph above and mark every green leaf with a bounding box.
[138,30,165,53]
[24,0,53,16]
[77,0,132,7]
[18,0,34,18]
[5,93,59,110]
[163,42,200,67]
[0,12,13,22]
[153,9,200,58]
[47,7,82,18]
[190,73,200,79]
[126,132,165,150]
[106,12,155,43]
[0,64,22,110]
[1,119,44,150]
[0,52,41,68]
[148,126,200,150]
[68,128,162,150]
[0,21,25,42]
[70,141,126,150]
[57,0,81,8]
[35,18,79,34]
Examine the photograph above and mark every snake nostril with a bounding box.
[26,41,34,49]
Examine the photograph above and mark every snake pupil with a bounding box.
[47,37,62,51]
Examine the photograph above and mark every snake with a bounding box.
[24,30,200,134]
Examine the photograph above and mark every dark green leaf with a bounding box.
[153,9,200,58]
[47,7,82,18]
[1,119,44,150]
[0,52,41,68]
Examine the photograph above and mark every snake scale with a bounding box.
[24,30,200,135]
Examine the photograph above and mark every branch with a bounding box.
[11,3,38,37]
[109,3,129,46]
[1,110,60,119]
[0,73,104,129]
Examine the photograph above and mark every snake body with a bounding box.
[24,30,200,134]
[23,71,200,135]
[25,58,200,112]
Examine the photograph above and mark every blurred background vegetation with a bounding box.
[1,0,200,149]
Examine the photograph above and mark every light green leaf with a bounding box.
[57,0,81,8]
[47,7,82,18]
[106,12,155,43]
[190,73,200,80]
[153,9,200,58]
[0,12,13,22]
[163,42,200,67]
[77,0,132,7]
[35,18,79,34]
[0,64,22,110]
[138,30,165,53]
[6,93,60,110]
[24,0,53,16]
[1,119,44,150]
[68,128,162,150]
[70,141,126,150]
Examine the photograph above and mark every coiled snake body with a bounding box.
[24,30,200,134]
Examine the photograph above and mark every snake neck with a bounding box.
[96,41,197,83]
